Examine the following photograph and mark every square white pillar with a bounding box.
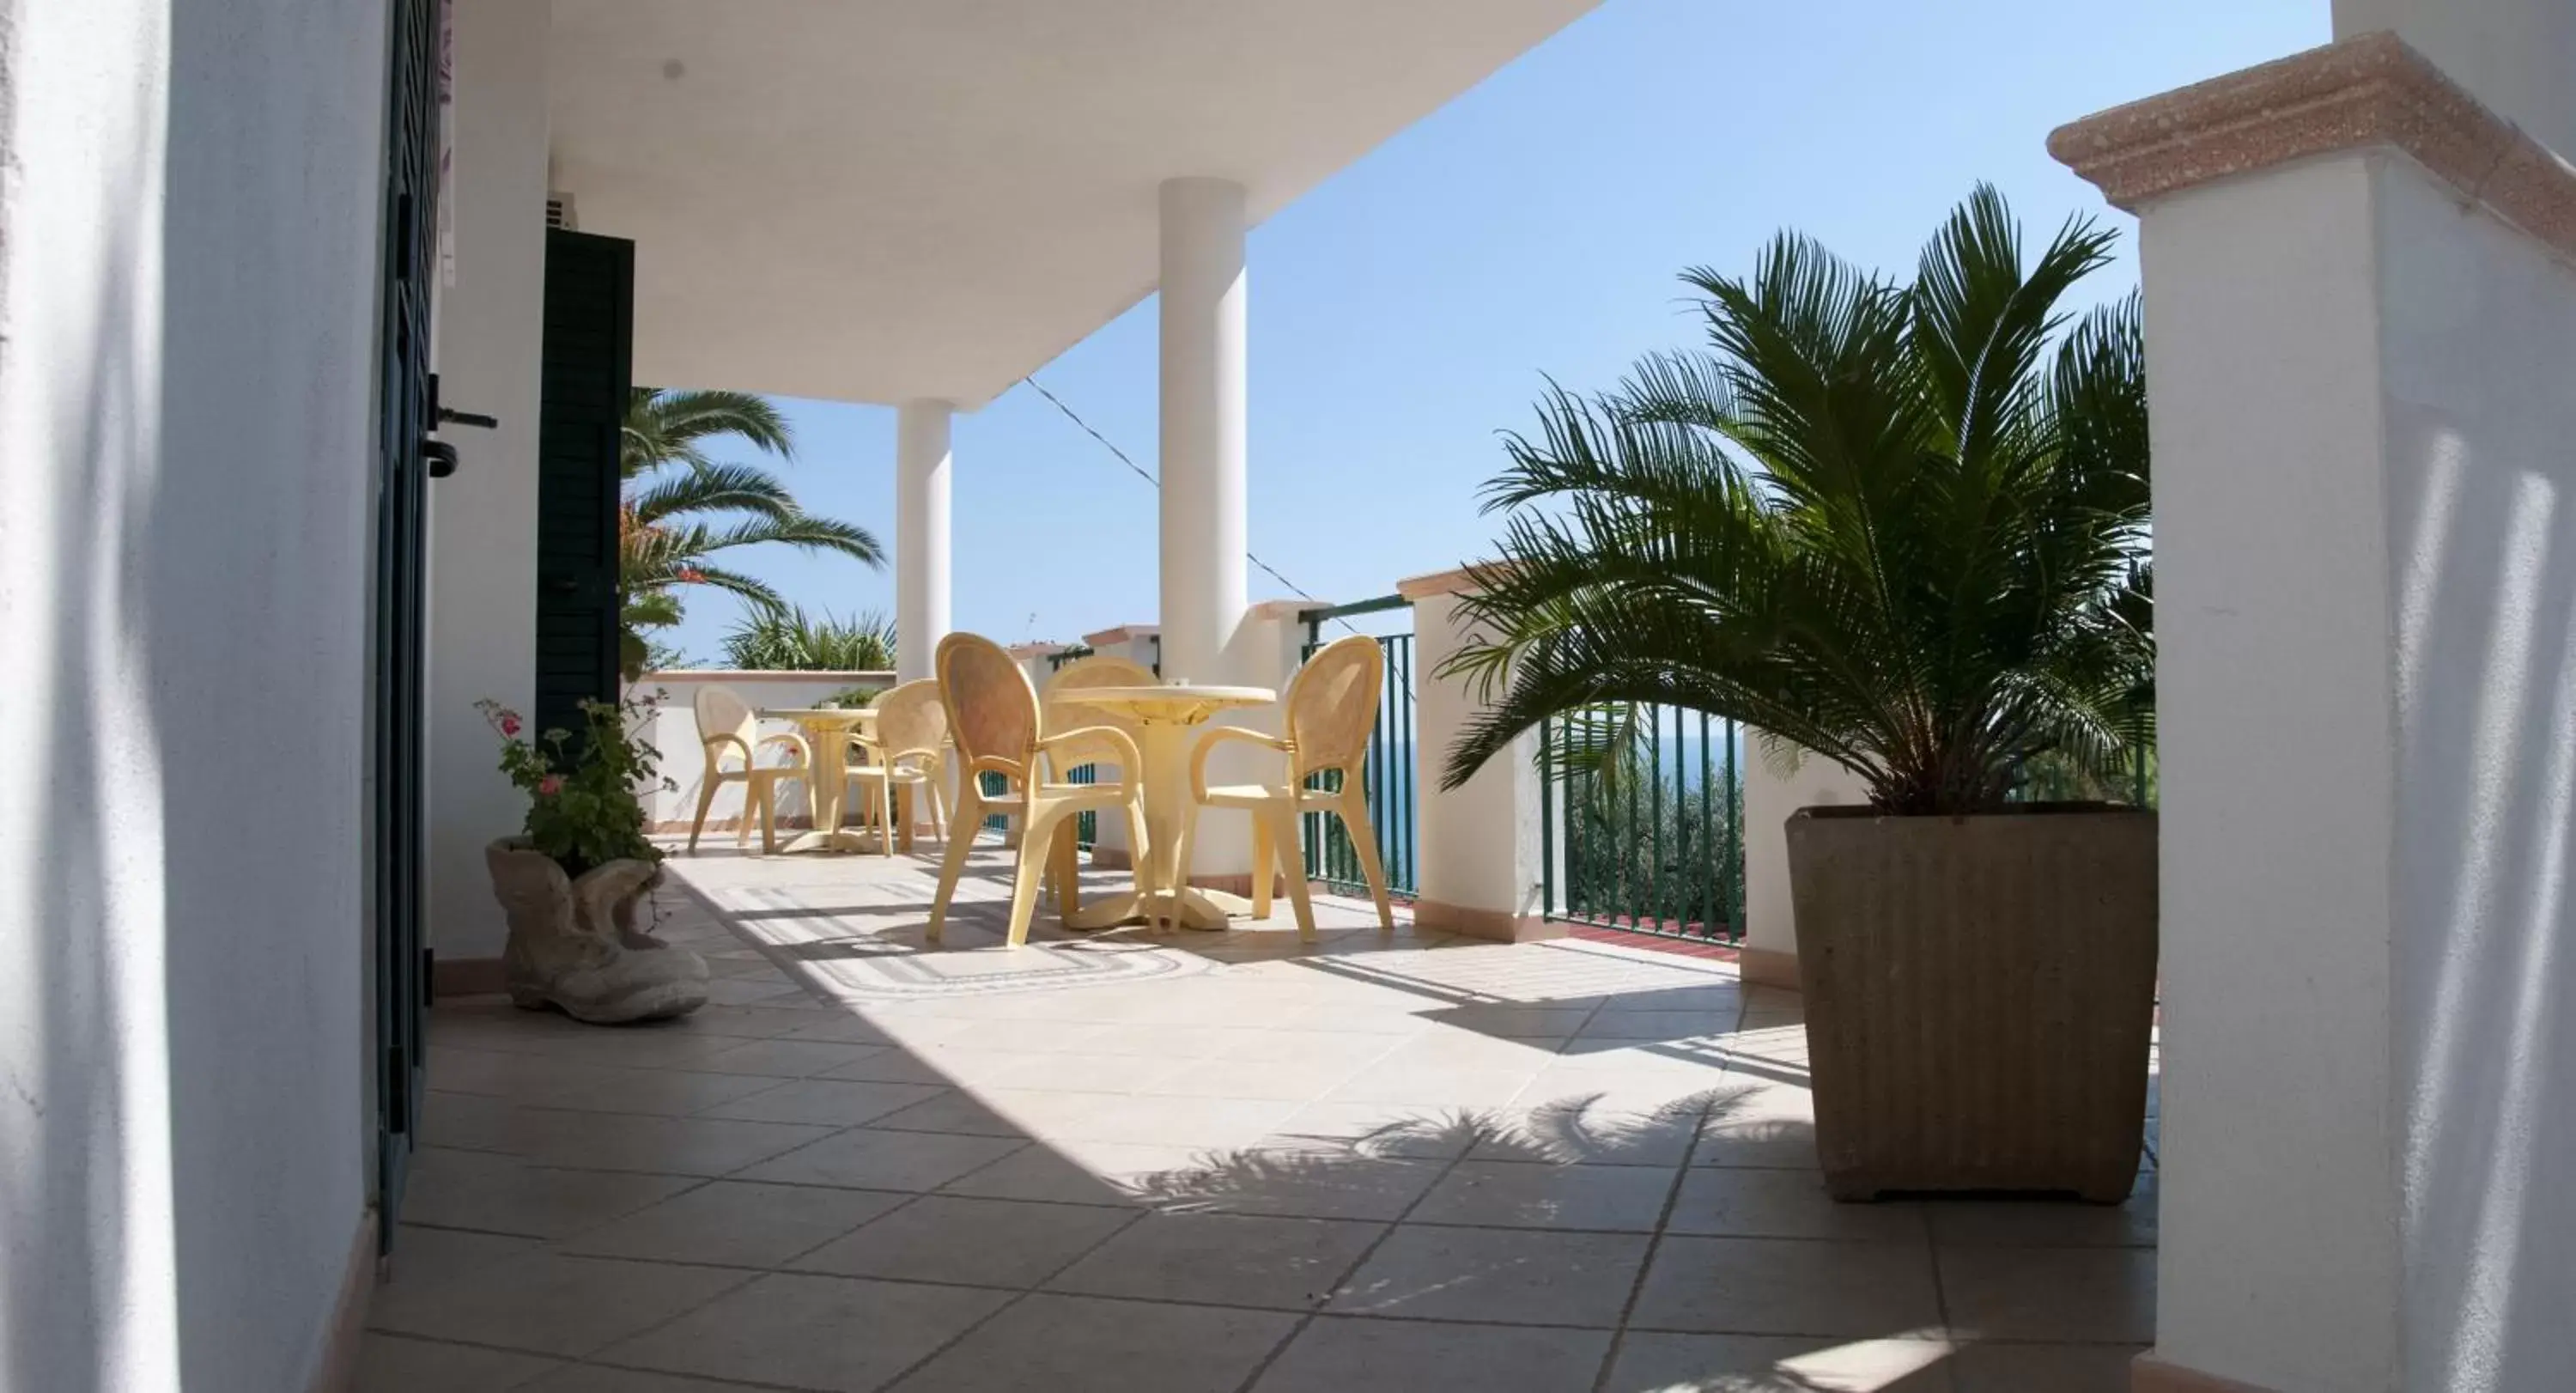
[1403,569,1558,941]
[2058,30,2576,1390]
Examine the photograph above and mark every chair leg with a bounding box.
[757,779,780,855]
[1265,806,1318,941]
[1340,795,1395,931]
[737,780,755,848]
[927,789,983,944]
[1049,819,1080,916]
[877,778,896,857]
[1121,789,1154,897]
[1248,812,1273,920]
[1007,805,1067,949]
[687,777,719,855]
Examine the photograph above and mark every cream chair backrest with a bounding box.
[1288,635,1384,775]
[1042,655,1154,772]
[872,678,947,758]
[692,684,759,763]
[936,633,1040,775]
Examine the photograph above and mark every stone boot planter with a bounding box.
[1785,806,2157,1201]
[486,839,709,1024]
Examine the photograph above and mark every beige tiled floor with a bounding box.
[357,842,2160,1393]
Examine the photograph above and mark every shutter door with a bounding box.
[533,229,633,751]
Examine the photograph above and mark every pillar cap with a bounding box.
[2050,31,2576,260]
[1082,624,1160,648]
[1397,563,1505,601]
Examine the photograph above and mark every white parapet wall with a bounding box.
[635,670,896,831]
[1737,741,1873,989]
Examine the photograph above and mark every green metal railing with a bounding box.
[1540,706,1745,945]
[1297,597,1418,898]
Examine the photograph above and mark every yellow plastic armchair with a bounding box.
[1036,654,1156,910]
[687,684,813,855]
[844,678,951,856]
[927,633,1151,948]
[1188,634,1394,939]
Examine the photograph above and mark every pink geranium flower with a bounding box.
[499,713,522,737]
[537,775,563,796]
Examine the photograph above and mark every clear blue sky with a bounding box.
[656,0,2329,664]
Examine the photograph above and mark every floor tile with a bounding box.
[864,1089,1029,1135]
[1127,1146,1449,1221]
[381,1224,542,1286]
[353,1334,562,1392]
[483,1109,838,1177]
[686,1037,893,1079]
[696,1079,948,1127]
[1925,1177,2158,1249]
[793,1195,1136,1287]
[933,1141,1183,1206]
[1577,1007,1740,1042]
[1952,1341,2142,1391]
[519,1367,772,1392]
[888,1293,1299,1393]
[526,1068,787,1117]
[1668,1167,1928,1242]
[600,1272,1010,1391]
[1046,1212,1386,1310]
[1410,1159,1675,1232]
[737,1127,1027,1191]
[1263,1102,1494,1160]
[1601,1331,1953,1393]
[557,1179,908,1267]
[1629,1237,1941,1337]
[1320,1065,1542,1109]
[398,1149,702,1239]
[817,1048,957,1085]
[1467,1098,1704,1166]
[1324,1226,1650,1326]
[1937,1245,2156,1343]
[1250,1317,1613,1393]
[368,1251,753,1357]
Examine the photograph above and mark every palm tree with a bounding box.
[1440,186,2154,815]
[619,388,884,676]
[720,605,897,671]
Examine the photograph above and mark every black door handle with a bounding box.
[438,408,500,429]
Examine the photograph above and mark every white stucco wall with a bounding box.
[2374,155,2576,1393]
[428,0,551,962]
[1737,740,1871,970]
[0,0,387,1386]
[635,671,894,828]
[2335,0,2576,158]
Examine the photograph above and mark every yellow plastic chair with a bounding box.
[1037,655,1157,915]
[927,634,1151,948]
[843,678,949,855]
[687,684,812,855]
[1188,634,1394,940]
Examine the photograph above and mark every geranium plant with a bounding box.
[477,692,676,877]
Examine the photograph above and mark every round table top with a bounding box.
[1057,684,1275,725]
[761,707,878,725]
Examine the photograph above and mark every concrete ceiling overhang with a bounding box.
[547,0,1600,410]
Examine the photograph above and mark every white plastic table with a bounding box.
[1052,684,1274,930]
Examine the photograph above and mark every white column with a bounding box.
[895,398,952,684]
[1157,176,1249,684]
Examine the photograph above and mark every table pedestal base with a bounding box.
[1065,885,1256,933]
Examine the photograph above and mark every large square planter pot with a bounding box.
[1785,805,2156,1202]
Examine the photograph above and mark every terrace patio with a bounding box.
[355,840,2158,1393]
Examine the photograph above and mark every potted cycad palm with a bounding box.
[1442,186,2156,1201]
